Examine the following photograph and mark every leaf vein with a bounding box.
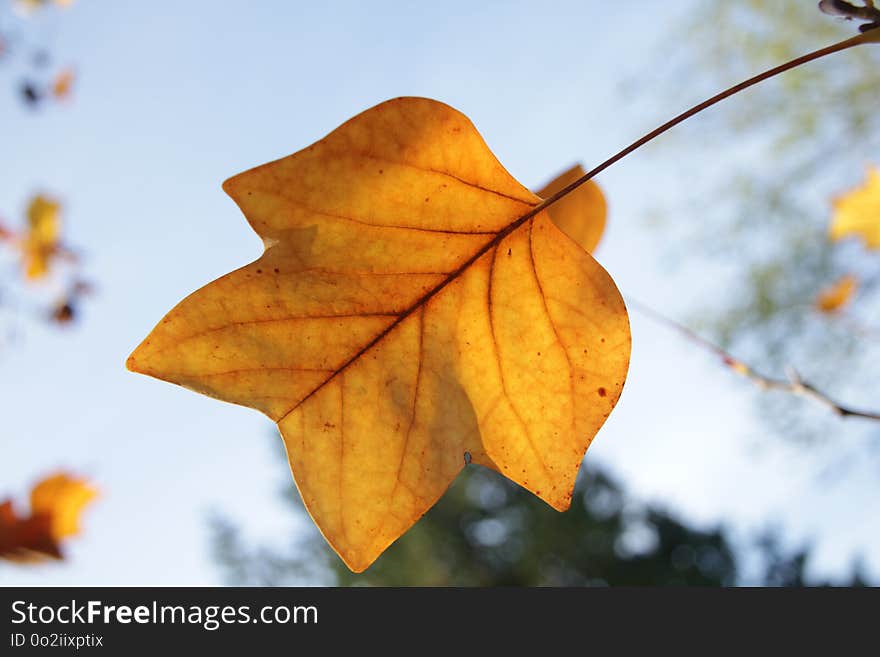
[528,220,576,437]
[353,151,538,207]
[487,238,552,480]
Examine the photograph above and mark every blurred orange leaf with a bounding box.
[830,166,880,249]
[128,97,630,572]
[815,274,859,314]
[52,68,75,101]
[0,472,96,563]
[49,301,76,324]
[0,220,13,242]
[536,163,606,254]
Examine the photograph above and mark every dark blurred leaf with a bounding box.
[19,80,42,107]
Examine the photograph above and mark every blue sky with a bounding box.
[1,0,877,585]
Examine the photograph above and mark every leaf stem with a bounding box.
[534,30,880,216]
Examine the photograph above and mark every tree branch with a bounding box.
[628,298,880,422]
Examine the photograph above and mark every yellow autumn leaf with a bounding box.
[23,194,61,280]
[815,274,858,314]
[536,164,606,253]
[30,472,97,540]
[128,97,631,572]
[830,166,880,249]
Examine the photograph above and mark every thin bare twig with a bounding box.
[628,298,880,422]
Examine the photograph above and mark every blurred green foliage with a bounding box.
[212,451,867,586]
[645,1,880,443]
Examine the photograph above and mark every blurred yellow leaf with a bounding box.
[30,472,97,540]
[830,166,880,249]
[536,164,606,254]
[22,194,61,280]
[0,472,96,563]
[815,274,859,314]
[128,97,630,572]
[15,0,73,12]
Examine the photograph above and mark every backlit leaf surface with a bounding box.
[128,98,630,571]
[536,163,606,254]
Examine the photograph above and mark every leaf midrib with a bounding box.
[276,198,548,424]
